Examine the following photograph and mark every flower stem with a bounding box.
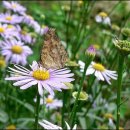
[62,90,66,127]
[70,57,93,127]
[116,54,124,130]
[35,88,40,129]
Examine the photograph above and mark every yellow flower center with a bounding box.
[21,30,27,35]
[12,4,17,8]
[6,16,12,21]
[7,25,14,29]
[46,98,53,103]
[11,45,23,54]
[93,63,105,71]
[32,70,50,80]
[104,113,113,119]
[0,59,6,68]
[99,12,108,17]
[0,27,5,33]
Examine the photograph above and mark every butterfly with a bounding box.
[40,28,68,69]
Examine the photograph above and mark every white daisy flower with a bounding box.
[34,95,62,109]
[78,60,117,85]
[1,39,33,65]
[39,120,77,130]
[95,12,111,25]
[5,61,74,96]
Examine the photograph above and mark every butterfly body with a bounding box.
[41,28,68,69]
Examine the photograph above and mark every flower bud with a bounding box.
[122,28,130,37]
[72,91,88,100]
[85,45,96,58]
[113,38,130,56]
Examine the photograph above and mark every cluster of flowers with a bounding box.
[0,1,48,66]
[3,2,119,129]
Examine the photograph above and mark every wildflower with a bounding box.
[5,61,74,96]
[0,23,14,38]
[22,13,35,25]
[85,45,96,57]
[39,120,77,130]
[0,13,23,24]
[113,38,130,55]
[3,1,26,14]
[1,39,33,65]
[72,91,88,100]
[16,26,34,44]
[78,60,117,84]
[95,12,111,25]
[34,95,62,109]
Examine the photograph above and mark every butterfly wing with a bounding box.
[41,28,68,69]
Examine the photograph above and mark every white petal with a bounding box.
[38,82,43,96]
[95,71,104,81]
[13,78,34,86]
[86,68,95,75]
[72,124,77,130]
[20,80,37,89]
[41,82,54,96]
[5,76,31,81]
[65,121,70,130]
[102,72,111,85]
[78,60,85,67]
[105,71,117,80]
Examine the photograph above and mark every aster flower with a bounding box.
[78,60,117,84]
[3,1,26,14]
[39,120,77,130]
[1,39,33,65]
[5,61,74,96]
[0,13,23,24]
[95,12,111,25]
[34,95,62,109]
[16,26,34,44]
[22,13,35,25]
[0,23,16,38]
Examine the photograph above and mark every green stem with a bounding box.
[62,90,66,127]
[35,88,40,129]
[116,54,124,130]
[70,57,93,127]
